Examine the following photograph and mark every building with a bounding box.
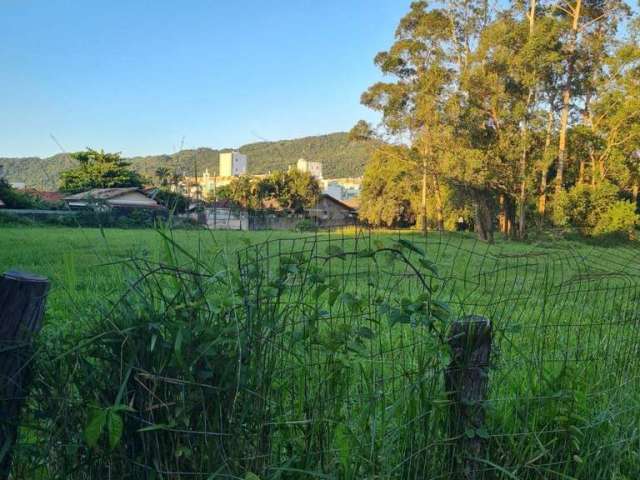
[324,182,344,200]
[64,188,160,210]
[219,151,247,177]
[306,194,357,226]
[295,158,323,179]
[320,177,362,201]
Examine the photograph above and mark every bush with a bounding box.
[153,189,190,213]
[593,200,639,238]
[0,179,44,209]
[296,218,318,232]
[552,182,633,236]
[0,211,34,226]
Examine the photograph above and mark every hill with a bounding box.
[1,132,375,190]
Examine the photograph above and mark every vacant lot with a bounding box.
[2,225,640,479]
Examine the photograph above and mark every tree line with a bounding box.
[354,0,640,241]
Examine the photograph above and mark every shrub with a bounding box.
[0,211,33,226]
[593,200,639,238]
[153,189,190,213]
[0,179,44,209]
[552,182,630,236]
[296,218,318,232]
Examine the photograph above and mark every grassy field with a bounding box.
[0,226,296,330]
[2,225,640,479]
[2,225,637,330]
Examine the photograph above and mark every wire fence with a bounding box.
[234,228,640,479]
[4,227,640,479]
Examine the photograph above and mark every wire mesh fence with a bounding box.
[4,227,640,479]
[234,228,640,479]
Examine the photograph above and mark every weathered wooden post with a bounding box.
[445,315,492,480]
[0,271,49,479]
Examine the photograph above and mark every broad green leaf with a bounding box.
[418,257,439,276]
[327,285,340,307]
[84,409,107,448]
[174,327,184,366]
[107,412,124,450]
[396,238,425,256]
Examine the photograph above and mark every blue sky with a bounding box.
[1,0,412,157]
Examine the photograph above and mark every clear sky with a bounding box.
[1,0,412,158]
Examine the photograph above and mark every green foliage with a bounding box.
[59,149,145,193]
[226,169,321,212]
[152,188,189,213]
[359,146,419,227]
[552,182,638,236]
[593,201,639,238]
[0,179,45,209]
[4,227,640,478]
[296,218,318,232]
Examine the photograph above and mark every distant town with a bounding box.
[175,152,362,203]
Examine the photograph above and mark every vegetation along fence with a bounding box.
[3,229,640,479]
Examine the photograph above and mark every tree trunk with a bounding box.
[578,159,585,184]
[432,174,445,231]
[473,191,494,243]
[499,194,506,233]
[538,105,554,215]
[518,128,529,239]
[556,0,582,193]
[422,157,428,235]
[633,182,639,208]
[538,171,548,215]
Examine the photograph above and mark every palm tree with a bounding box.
[155,167,171,187]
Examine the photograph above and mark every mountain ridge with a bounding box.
[1,132,375,190]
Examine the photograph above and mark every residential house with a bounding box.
[64,188,160,210]
[306,194,357,226]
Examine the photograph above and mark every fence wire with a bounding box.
[234,228,640,479]
[5,228,640,479]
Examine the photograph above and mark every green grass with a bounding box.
[0,226,297,330]
[3,225,640,479]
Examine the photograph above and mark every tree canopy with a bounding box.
[220,170,321,213]
[358,0,640,240]
[59,149,145,193]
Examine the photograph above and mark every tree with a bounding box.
[361,1,455,232]
[553,0,630,193]
[0,179,43,209]
[225,170,321,212]
[155,167,171,187]
[348,120,374,142]
[59,149,144,193]
[359,146,420,227]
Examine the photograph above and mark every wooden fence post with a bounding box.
[0,271,49,479]
[445,315,492,480]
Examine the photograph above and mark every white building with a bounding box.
[323,182,344,201]
[321,178,362,201]
[219,151,247,177]
[296,158,323,179]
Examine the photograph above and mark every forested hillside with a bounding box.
[1,132,374,190]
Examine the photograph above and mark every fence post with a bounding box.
[445,315,492,480]
[0,271,49,479]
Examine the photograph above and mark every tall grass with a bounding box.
[4,227,640,479]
